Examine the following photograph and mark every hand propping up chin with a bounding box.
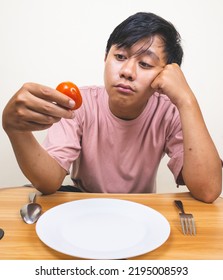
[151,63,195,109]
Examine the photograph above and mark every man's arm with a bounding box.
[2,83,75,194]
[6,131,67,194]
[178,95,222,202]
[152,64,222,203]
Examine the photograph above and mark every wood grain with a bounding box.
[0,187,223,260]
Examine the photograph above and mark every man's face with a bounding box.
[104,35,167,120]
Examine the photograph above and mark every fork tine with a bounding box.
[191,217,196,235]
[180,216,186,235]
[185,217,189,234]
[188,218,193,235]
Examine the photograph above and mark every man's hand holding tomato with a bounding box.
[2,81,82,195]
[2,82,81,133]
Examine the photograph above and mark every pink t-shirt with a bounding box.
[42,86,184,193]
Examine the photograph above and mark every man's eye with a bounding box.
[115,54,126,61]
[139,61,153,69]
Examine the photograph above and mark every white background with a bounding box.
[0,0,222,193]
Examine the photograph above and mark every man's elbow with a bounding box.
[190,182,222,203]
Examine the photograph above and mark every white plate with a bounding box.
[36,198,170,259]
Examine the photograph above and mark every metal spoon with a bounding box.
[20,192,42,224]
[0,228,4,240]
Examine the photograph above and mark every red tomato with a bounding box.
[56,81,82,110]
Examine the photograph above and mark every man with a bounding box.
[2,12,222,202]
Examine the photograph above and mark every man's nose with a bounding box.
[119,59,136,81]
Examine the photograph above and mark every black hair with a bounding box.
[105,12,183,66]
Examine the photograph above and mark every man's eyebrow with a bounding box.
[133,47,161,62]
[145,49,160,62]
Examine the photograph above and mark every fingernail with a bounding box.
[68,99,75,108]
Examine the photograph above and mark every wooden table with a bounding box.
[0,186,223,260]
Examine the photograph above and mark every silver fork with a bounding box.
[174,200,196,235]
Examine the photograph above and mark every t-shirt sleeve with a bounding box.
[165,114,185,185]
[42,117,82,173]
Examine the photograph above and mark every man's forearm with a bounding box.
[179,97,222,202]
[6,131,66,194]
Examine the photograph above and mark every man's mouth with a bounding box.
[115,83,135,94]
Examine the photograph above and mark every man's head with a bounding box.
[104,12,184,120]
[105,12,183,66]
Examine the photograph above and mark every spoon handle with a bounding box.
[29,192,36,203]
